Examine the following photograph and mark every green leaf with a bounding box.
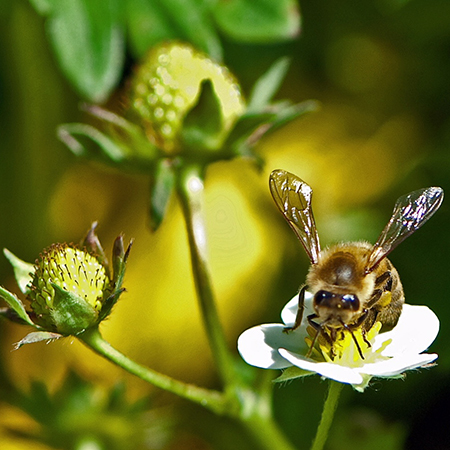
[149,159,176,231]
[14,331,62,349]
[46,0,125,102]
[0,286,35,327]
[3,248,35,295]
[212,0,301,43]
[247,57,291,113]
[28,0,57,15]
[50,284,98,335]
[275,366,312,383]
[127,0,223,61]
[181,79,224,153]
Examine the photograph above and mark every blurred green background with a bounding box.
[1,0,450,449]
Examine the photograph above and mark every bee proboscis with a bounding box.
[269,169,444,359]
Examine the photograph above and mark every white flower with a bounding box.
[237,293,439,391]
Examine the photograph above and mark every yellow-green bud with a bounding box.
[28,244,110,334]
[129,42,245,154]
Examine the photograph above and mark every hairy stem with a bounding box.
[176,164,238,386]
[79,327,227,415]
[310,380,343,450]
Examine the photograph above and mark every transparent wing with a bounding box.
[269,169,321,264]
[366,186,444,272]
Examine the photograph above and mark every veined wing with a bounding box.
[269,169,321,264]
[366,186,444,272]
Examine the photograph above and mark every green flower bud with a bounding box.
[129,42,245,154]
[28,243,111,335]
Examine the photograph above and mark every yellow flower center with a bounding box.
[306,322,391,367]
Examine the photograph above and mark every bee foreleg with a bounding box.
[283,285,307,333]
[305,314,322,358]
[341,321,365,360]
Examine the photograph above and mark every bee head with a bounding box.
[306,243,378,326]
[313,290,360,326]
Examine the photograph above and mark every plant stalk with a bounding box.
[310,380,344,450]
[243,415,297,450]
[176,164,238,387]
[79,327,227,415]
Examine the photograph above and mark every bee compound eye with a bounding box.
[314,290,334,306]
[342,294,360,311]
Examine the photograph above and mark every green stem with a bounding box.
[310,380,344,450]
[176,164,238,387]
[79,327,227,415]
[243,413,298,450]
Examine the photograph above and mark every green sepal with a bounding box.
[81,222,110,277]
[50,284,98,335]
[180,79,224,154]
[246,57,291,113]
[98,236,131,321]
[58,108,159,172]
[230,99,319,163]
[221,110,273,168]
[353,374,374,393]
[112,236,132,290]
[0,307,31,325]
[3,248,35,296]
[58,123,129,162]
[83,104,159,163]
[263,100,319,133]
[226,111,275,143]
[14,331,62,349]
[149,159,176,231]
[0,286,35,327]
[99,288,125,322]
[274,366,313,383]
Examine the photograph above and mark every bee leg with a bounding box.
[361,309,380,348]
[283,285,307,333]
[305,314,322,358]
[361,329,371,348]
[376,270,392,289]
[366,271,392,310]
[350,309,373,349]
[341,322,365,360]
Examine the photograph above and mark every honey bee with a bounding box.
[269,169,444,359]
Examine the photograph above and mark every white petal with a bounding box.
[281,292,314,327]
[361,353,438,377]
[279,349,364,385]
[374,304,439,356]
[238,324,308,369]
[280,296,299,326]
